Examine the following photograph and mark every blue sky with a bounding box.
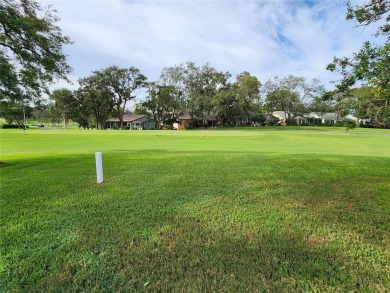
[42,0,382,99]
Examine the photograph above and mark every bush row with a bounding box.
[0,124,29,129]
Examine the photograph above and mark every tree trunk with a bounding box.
[62,113,68,129]
[334,109,340,124]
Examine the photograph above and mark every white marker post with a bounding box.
[95,152,103,184]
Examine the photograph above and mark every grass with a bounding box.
[1,127,389,292]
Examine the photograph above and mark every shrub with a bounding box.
[344,120,357,130]
[252,114,266,124]
[162,124,173,130]
[285,118,297,126]
[0,124,28,129]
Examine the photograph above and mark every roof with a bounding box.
[177,113,217,121]
[322,113,338,121]
[107,114,147,122]
[177,113,192,120]
[308,112,342,121]
[272,111,286,119]
[204,113,217,121]
[307,113,321,119]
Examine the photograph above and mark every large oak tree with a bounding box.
[95,66,147,129]
[0,0,72,102]
[327,0,389,127]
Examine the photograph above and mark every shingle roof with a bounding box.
[107,114,146,122]
[308,112,342,121]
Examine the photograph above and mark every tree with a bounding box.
[212,85,238,125]
[307,96,335,113]
[50,88,74,129]
[192,64,230,123]
[168,61,202,120]
[158,61,230,124]
[141,83,176,128]
[47,103,61,126]
[327,42,389,127]
[0,0,72,102]
[233,71,261,122]
[69,89,92,129]
[78,74,113,130]
[31,102,47,122]
[212,72,260,125]
[94,66,147,129]
[327,0,389,127]
[0,101,32,126]
[346,0,389,37]
[263,75,322,121]
[265,88,300,118]
[29,100,55,125]
[159,64,187,119]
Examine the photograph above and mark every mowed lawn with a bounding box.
[1,127,389,292]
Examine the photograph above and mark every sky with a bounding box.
[41,0,384,100]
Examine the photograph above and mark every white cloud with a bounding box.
[40,0,384,92]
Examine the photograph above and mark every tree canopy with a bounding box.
[50,88,73,129]
[212,72,260,125]
[140,83,177,128]
[327,0,390,127]
[0,0,72,102]
[77,73,113,130]
[346,0,390,37]
[93,66,147,129]
[263,75,323,123]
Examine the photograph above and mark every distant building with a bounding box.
[272,111,308,125]
[345,114,371,125]
[307,112,343,125]
[271,111,346,125]
[106,114,157,130]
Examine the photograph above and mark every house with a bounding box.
[272,111,287,125]
[271,111,307,125]
[234,111,258,125]
[271,111,346,125]
[204,114,218,127]
[345,114,371,126]
[174,113,192,129]
[307,112,343,125]
[173,113,218,129]
[106,114,157,130]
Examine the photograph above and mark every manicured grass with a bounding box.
[1,127,389,292]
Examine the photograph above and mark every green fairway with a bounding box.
[1,127,389,292]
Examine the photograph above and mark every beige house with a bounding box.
[307,112,343,125]
[173,113,192,129]
[272,111,307,125]
[271,111,345,125]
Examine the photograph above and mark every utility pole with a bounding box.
[23,108,26,135]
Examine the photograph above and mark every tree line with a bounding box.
[0,62,319,129]
[1,0,389,128]
[1,62,381,129]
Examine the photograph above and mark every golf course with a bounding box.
[1,127,389,292]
